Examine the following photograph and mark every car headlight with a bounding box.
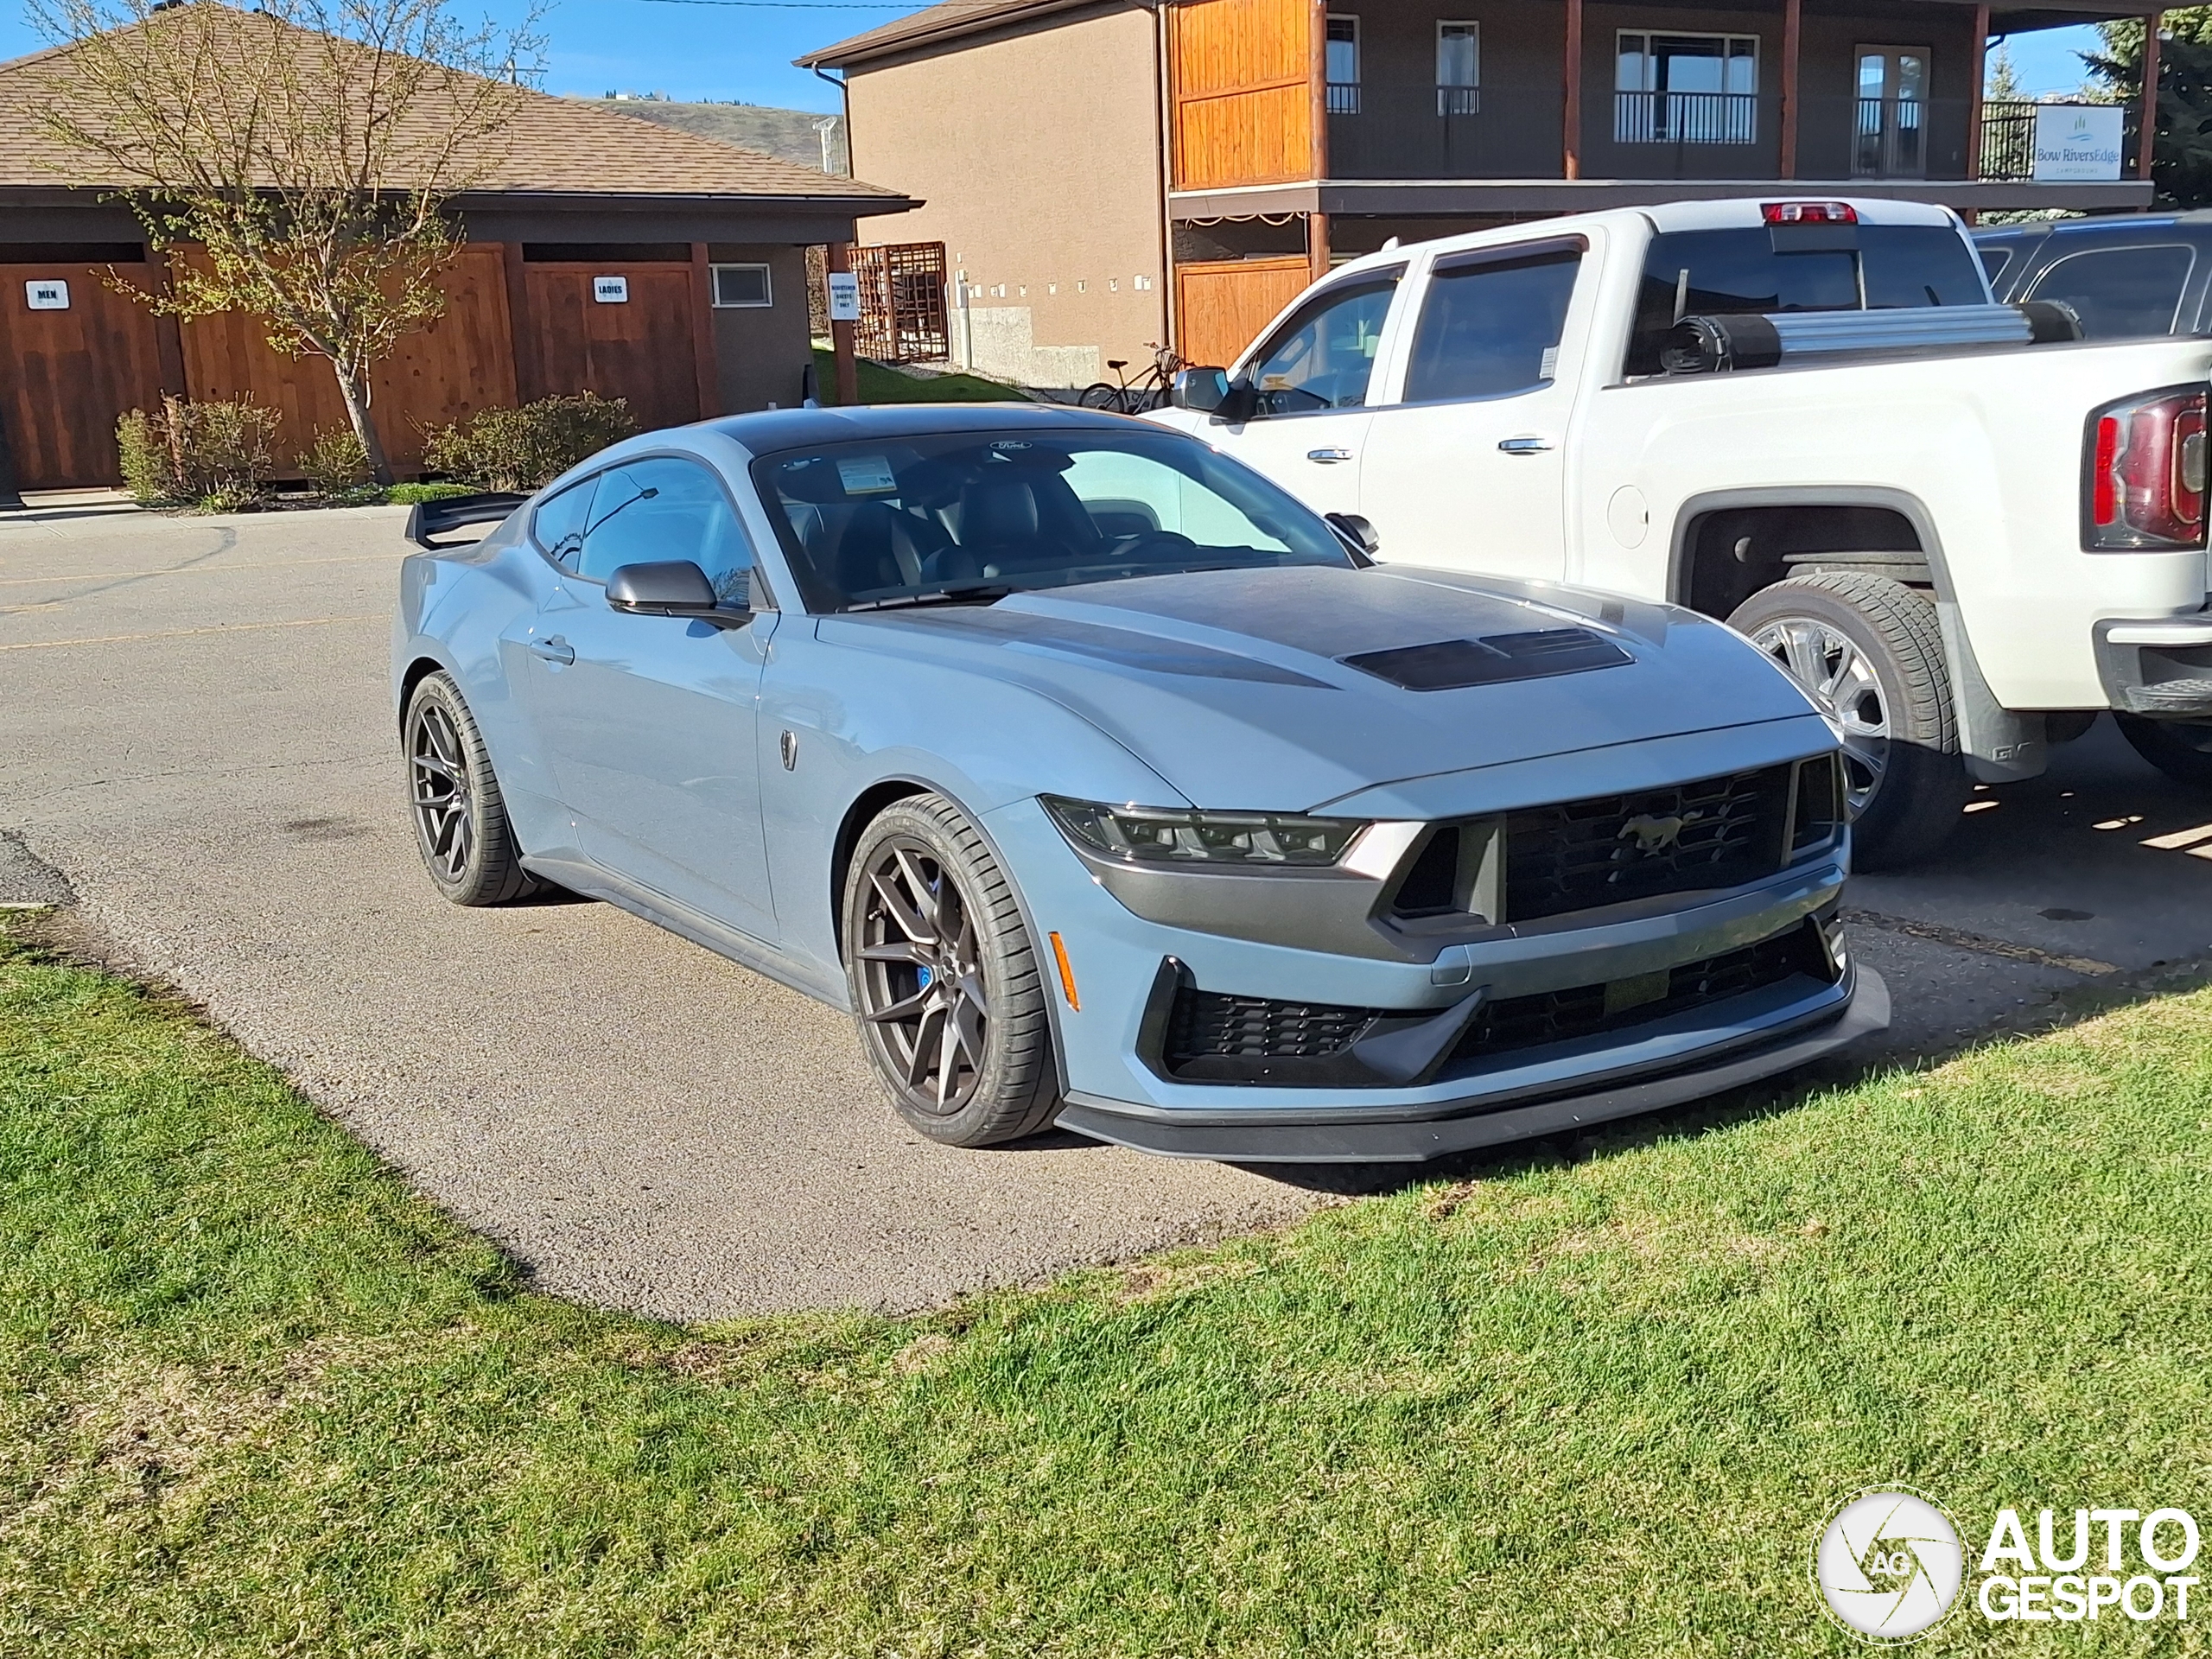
[1042,796,1368,867]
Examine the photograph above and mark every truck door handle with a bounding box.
[1306,448,1354,463]
[530,635,575,664]
[1498,435,1556,455]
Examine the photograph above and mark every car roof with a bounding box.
[701,400,1142,456]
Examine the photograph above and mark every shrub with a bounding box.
[114,396,278,509]
[382,481,476,506]
[422,393,638,492]
[297,427,372,498]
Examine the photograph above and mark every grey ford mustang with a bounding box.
[391,404,1885,1161]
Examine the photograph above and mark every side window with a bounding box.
[576,456,756,606]
[1978,245,2014,289]
[532,474,597,570]
[1403,248,1581,404]
[1244,276,1398,416]
[2027,245,2195,340]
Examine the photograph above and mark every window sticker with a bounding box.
[1540,346,1560,379]
[836,455,899,494]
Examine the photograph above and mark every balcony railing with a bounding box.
[1326,81,1359,116]
[1436,84,1478,118]
[1614,89,1759,148]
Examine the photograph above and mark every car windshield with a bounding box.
[750,428,1356,613]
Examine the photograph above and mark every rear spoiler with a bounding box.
[1661,300,2082,374]
[405,491,530,550]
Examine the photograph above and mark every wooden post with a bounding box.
[1307,212,1332,283]
[1778,0,1802,179]
[688,243,721,419]
[826,240,859,407]
[2140,10,2163,183]
[500,241,541,405]
[1965,1,1990,190]
[1562,0,1584,181]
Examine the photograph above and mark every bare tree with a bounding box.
[29,0,543,482]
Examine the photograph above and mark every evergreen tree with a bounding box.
[2083,11,2212,207]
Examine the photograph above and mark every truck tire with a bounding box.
[2115,714,2212,787]
[1728,573,1973,870]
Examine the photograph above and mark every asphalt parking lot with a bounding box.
[4,501,2209,1317]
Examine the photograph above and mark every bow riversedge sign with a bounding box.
[2034,105,2125,182]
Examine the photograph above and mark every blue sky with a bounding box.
[0,5,2113,117]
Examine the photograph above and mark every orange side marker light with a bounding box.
[1048,931,1080,1011]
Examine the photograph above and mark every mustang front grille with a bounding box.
[1500,762,1797,923]
[1165,989,1376,1071]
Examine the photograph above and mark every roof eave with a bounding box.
[798,0,1147,70]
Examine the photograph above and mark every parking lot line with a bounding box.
[1844,907,2119,977]
[0,614,383,652]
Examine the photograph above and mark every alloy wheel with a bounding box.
[1749,615,1889,818]
[410,702,474,881]
[855,838,989,1113]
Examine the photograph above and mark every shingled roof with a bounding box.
[798,0,1128,71]
[0,4,910,203]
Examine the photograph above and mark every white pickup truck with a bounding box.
[1151,198,2212,867]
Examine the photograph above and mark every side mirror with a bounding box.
[606,561,749,627]
[1170,366,1230,412]
[1326,512,1382,560]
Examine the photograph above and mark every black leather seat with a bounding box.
[831,502,951,596]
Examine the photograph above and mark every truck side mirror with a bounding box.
[1171,367,1231,412]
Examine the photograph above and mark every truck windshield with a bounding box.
[1626,225,1991,375]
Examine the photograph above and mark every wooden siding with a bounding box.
[175,243,519,476]
[521,262,702,436]
[1170,0,1313,190]
[0,262,168,493]
[1173,255,1308,369]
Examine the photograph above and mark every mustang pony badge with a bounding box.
[1618,810,1702,855]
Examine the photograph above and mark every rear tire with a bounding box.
[1077,382,1125,413]
[2116,714,2212,787]
[842,793,1061,1147]
[1728,573,1973,870]
[403,671,542,906]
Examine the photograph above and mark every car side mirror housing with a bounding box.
[1326,512,1382,560]
[1171,366,1230,412]
[605,561,749,626]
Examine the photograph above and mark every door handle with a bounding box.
[530,635,575,664]
[1306,447,1354,464]
[1498,435,1557,455]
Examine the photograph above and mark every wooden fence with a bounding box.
[0,241,715,491]
[1174,256,1309,370]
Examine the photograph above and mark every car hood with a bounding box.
[820,564,1819,813]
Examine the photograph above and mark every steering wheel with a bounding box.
[1116,530,1200,564]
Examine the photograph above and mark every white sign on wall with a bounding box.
[824,270,861,323]
[2034,105,2125,182]
[592,275,630,304]
[23,279,68,310]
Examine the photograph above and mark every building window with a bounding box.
[711,264,772,308]
[1616,31,1758,145]
[1436,22,1478,116]
[1326,16,1359,115]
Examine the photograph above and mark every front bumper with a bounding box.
[2094,608,2212,718]
[1058,965,1885,1162]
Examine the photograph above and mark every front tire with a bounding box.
[1077,382,1125,413]
[2116,714,2212,787]
[404,671,542,906]
[1728,573,1973,870]
[842,793,1060,1147]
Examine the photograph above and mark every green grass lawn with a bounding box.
[3,917,2210,1656]
[811,346,1031,406]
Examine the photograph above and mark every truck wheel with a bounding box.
[2115,715,2212,787]
[1728,573,1973,870]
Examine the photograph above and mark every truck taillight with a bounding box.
[2083,386,2211,550]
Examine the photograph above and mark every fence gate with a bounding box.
[1173,256,1310,371]
[852,242,949,363]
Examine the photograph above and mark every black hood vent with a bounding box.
[1338,627,1632,691]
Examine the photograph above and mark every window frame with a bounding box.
[710,263,773,308]
[2026,242,2198,339]
[1395,237,1588,410]
[1325,14,1360,112]
[1615,29,1760,146]
[1234,265,1406,421]
[527,449,774,610]
[1436,20,1479,116]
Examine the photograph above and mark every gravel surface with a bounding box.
[3,502,2206,1316]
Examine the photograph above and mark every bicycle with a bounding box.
[1077,344,1188,415]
